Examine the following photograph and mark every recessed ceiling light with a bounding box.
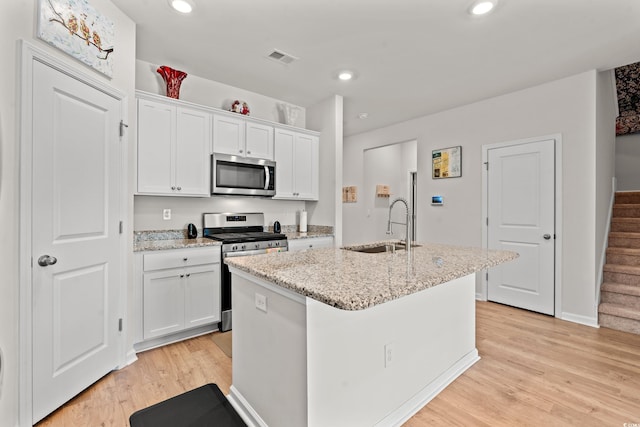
[169,0,194,14]
[338,71,354,81]
[469,0,497,15]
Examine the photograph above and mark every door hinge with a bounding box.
[486,217,489,226]
[486,272,489,281]
[118,318,123,332]
[119,220,124,234]
[119,120,129,137]
[484,161,489,170]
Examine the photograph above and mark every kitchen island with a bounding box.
[225,242,517,427]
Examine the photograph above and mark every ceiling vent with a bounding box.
[267,49,298,65]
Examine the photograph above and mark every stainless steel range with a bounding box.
[203,213,287,332]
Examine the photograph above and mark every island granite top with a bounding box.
[225,241,518,310]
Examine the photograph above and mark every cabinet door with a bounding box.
[246,121,274,160]
[274,128,295,198]
[288,236,334,252]
[185,264,221,328]
[213,114,245,156]
[294,133,319,200]
[143,270,185,339]
[175,107,211,196]
[137,99,175,194]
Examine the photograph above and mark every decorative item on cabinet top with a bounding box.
[157,65,187,99]
[278,103,301,126]
[230,100,250,115]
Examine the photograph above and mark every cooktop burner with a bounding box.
[204,231,287,244]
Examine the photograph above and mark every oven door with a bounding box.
[212,154,275,196]
[220,248,270,332]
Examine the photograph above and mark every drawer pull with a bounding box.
[183,257,188,261]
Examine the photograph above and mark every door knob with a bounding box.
[543,234,552,240]
[38,255,57,267]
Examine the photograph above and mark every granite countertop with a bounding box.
[133,230,221,252]
[134,237,221,252]
[285,231,334,240]
[225,240,518,311]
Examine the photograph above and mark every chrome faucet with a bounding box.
[386,197,412,256]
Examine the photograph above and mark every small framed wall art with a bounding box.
[37,0,115,77]
[432,146,462,179]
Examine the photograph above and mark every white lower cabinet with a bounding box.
[288,236,334,252]
[135,246,221,350]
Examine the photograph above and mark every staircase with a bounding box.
[598,191,640,335]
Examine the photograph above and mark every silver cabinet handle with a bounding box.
[177,186,181,190]
[171,186,176,190]
[247,150,251,155]
[239,149,243,153]
[543,234,552,240]
[38,255,57,267]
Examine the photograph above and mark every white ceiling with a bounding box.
[111,0,640,136]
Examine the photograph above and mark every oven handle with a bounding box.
[224,249,269,258]
[264,165,270,190]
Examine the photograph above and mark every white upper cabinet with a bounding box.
[274,128,319,200]
[213,115,274,160]
[246,121,274,159]
[137,96,211,197]
[213,114,245,156]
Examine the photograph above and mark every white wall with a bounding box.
[136,59,306,128]
[595,71,618,295]
[343,141,416,245]
[1,2,136,426]
[306,95,343,244]
[616,132,640,191]
[134,195,305,231]
[344,70,604,322]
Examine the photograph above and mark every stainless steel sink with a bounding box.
[346,242,421,253]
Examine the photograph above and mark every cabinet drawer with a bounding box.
[143,247,221,271]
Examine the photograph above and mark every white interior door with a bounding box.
[487,139,555,315]
[31,60,122,423]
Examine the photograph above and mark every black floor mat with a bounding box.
[129,383,247,427]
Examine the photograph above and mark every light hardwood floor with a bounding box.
[36,301,640,426]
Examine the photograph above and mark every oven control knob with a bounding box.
[255,243,260,249]
[267,242,272,247]
[232,245,237,251]
[241,244,246,250]
[275,241,280,246]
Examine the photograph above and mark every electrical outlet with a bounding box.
[163,209,171,220]
[255,293,267,312]
[384,343,394,368]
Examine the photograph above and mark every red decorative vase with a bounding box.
[157,65,187,99]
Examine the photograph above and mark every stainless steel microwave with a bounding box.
[212,153,276,196]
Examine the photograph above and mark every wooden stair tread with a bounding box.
[612,217,640,223]
[601,282,640,296]
[606,246,640,255]
[599,302,640,321]
[603,264,640,275]
[609,231,640,239]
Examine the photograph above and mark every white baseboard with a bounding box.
[475,293,486,301]
[561,312,600,328]
[227,349,480,427]
[227,385,267,427]
[373,349,480,427]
